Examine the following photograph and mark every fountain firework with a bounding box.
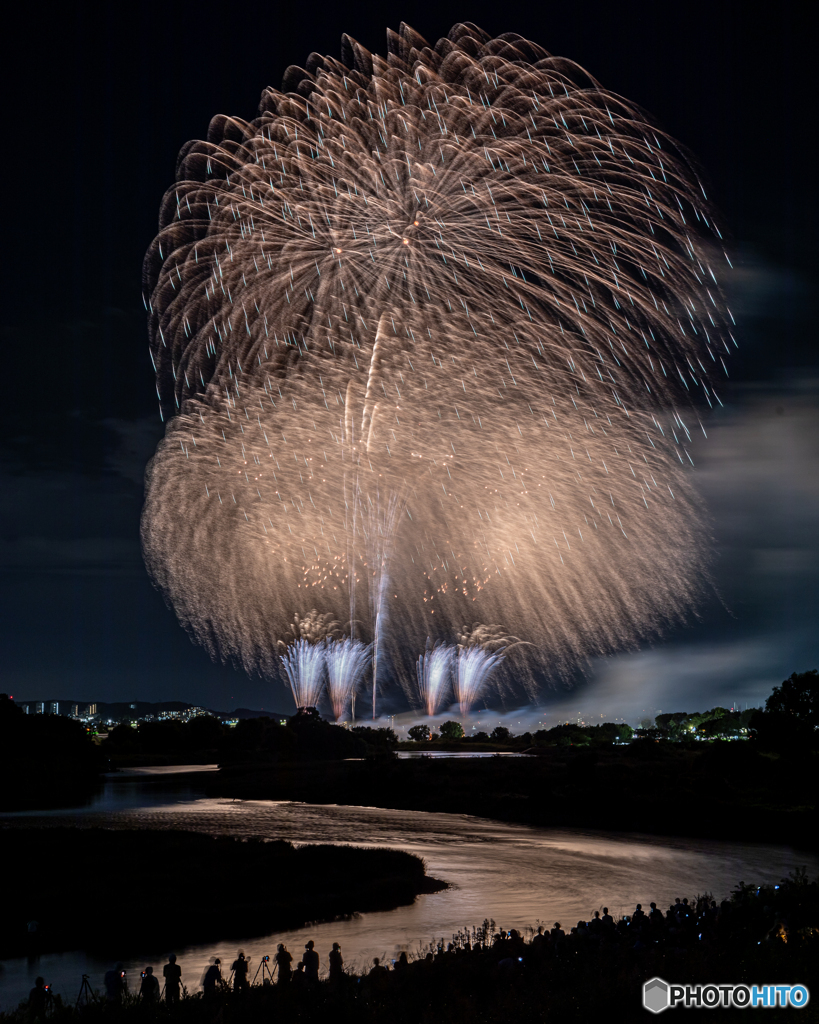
[281,639,326,710]
[325,637,371,721]
[142,23,734,710]
[454,645,505,719]
[416,642,454,717]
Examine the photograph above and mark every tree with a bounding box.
[439,721,465,740]
[408,724,431,742]
[490,726,511,743]
[0,694,22,721]
[750,669,819,752]
[655,713,689,738]
[766,670,819,726]
[351,726,398,749]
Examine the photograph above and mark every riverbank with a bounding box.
[4,876,817,1023]
[202,743,818,849]
[0,828,444,959]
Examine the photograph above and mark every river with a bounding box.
[1,766,816,1009]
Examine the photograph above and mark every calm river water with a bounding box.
[2,766,817,1009]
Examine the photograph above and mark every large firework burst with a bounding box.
[142,23,733,709]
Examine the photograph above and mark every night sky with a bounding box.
[2,0,815,717]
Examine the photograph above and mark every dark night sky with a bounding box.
[2,0,816,717]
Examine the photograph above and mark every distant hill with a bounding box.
[215,706,293,720]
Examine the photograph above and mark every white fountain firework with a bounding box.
[281,639,326,710]
[454,645,505,718]
[416,642,454,717]
[141,23,735,710]
[325,637,371,721]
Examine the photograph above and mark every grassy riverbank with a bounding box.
[4,875,818,1023]
[202,742,818,849]
[0,828,444,959]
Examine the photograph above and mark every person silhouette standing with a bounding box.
[302,940,319,984]
[231,952,249,992]
[328,942,343,986]
[163,955,182,1003]
[202,959,221,997]
[104,964,127,1003]
[275,944,293,986]
[140,967,160,1002]
[28,978,52,1018]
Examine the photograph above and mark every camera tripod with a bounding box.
[252,957,276,985]
[76,974,94,1008]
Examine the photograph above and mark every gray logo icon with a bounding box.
[643,977,670,1014]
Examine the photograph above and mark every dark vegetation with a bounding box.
[0,827,443,959]
[0,695,106,810]
[5,873,818,1023]
[101,709,398,767]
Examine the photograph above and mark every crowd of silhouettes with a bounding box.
[26,886,807,1019]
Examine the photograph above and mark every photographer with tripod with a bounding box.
[163,955,182,1004]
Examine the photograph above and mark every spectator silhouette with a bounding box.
[302,940,319,983]
[275,944,293,985]
[601,907,614,930]
[329,942,343,985]
[202,959,221,997]
[231,951,250,991]
[394,951,409,972]
[292,962,306,991]
[632,904,645,923]
[550,922,565,954]
[163,954,182,1003]
[140,966,160,1002]
[368,957,389,994]
[28,978,51,1018]
[104,964,127,1003]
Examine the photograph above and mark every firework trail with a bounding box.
[454,645,505,718]
[416,641,454,716]
[325,637,371,720]
[281,638,326,710]
[142,23,734,709]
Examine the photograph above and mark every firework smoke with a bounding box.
[142,23,734,710]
